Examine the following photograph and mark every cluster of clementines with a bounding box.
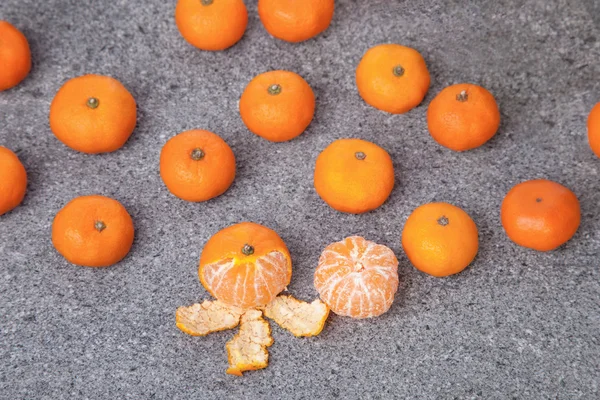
[1,1,598,375]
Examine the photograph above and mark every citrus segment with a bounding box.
[261,295,329,337]
[176,300,244,337]
[226,310,273,376]
[314,236,399,319]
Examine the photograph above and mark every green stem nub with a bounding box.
[95,221,107,232]
[355,151,366,160]
[191,148,205,161]
[241,244,254,256]
[456,90,468,102]
[201,0,213,5]
[437,216,449,226]
[268,84,282,95]
[87,97,99,109]
[393,65,405,77]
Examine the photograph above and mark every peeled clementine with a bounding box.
[199,222,292,309]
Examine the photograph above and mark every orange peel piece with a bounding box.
[262,295,329,337]
[176,300,244,337]
[226,310,273,376]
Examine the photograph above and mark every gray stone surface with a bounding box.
[1,0,599,398]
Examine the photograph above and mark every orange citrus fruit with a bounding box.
[175,0,248,51]
[314,236,399,319]
[402,202,479,277]
[501,179,580,251]
[199,222,292,309]
[0,21,31,91]
[258,0,334,43]
[0,146,27,216]
[356,44,430,114]
[588,102,600,158]
[314,138,394,214]
[160,129,236,202]
[239,70,315,142]
[427,83,501,151]
[49,74,137,154]
[52,195,135,267]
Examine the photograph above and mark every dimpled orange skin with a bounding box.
[402,202,479,277]
[314,139,395,214]
[356,44,430,114]
[160,130,236,202]
[258,0,334,43]
[199,222,292,309]
[239,70,315,142]
[588,102,600,158]
[52,195,135,267]
[49,75,137,154]
[0,22,31,91]
[0,146,27,216]
[175,0,248,51]
[427,83,500,151]
[501,180,580,252]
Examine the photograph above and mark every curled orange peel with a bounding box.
[226,310,273,376]
[176,295,329,375]
[261,295,329,337]
[175,300,244,336]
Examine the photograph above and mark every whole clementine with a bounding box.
[199,222,292,309]
[588,102,600,158]
[160,129,236,202]
[49,74,137,154]
[0,146,27,215]
[258,0,334,43]
[427,83,500,151]
[239,70,315,142]
[314,236,399,319]
[356,44,430,114]
[402,202,479,277]
[0,21,31,91]
[52,195,135,267]
[175,0,247,51]
[501,179,580,251]
[314,138,394,214]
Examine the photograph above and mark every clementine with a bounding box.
[0,21,31,91]
[501,179,580,251]
[258,0,334,43]
[427,83,500,151]
[175,0,248,51]
[314,138,395,214]
[356,44,430,114]
[314,236,399,319]
[588,102,600,158]
[402,202,479,277]
[160,129,236,202]
[49,74,137,154]
[239,70,315,142]
[199,222,292,309]
[52,195,135,267]
[0,146,27,216]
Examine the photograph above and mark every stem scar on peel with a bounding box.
[355,151,366,160]
[456,90,468,102]
[268,84,282,95]
[393,65,405,77]
[191,148,205,161]
[87,97,99,109]
[242,244,254,256]
[95,221,107,232]
[437,216,449,226]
